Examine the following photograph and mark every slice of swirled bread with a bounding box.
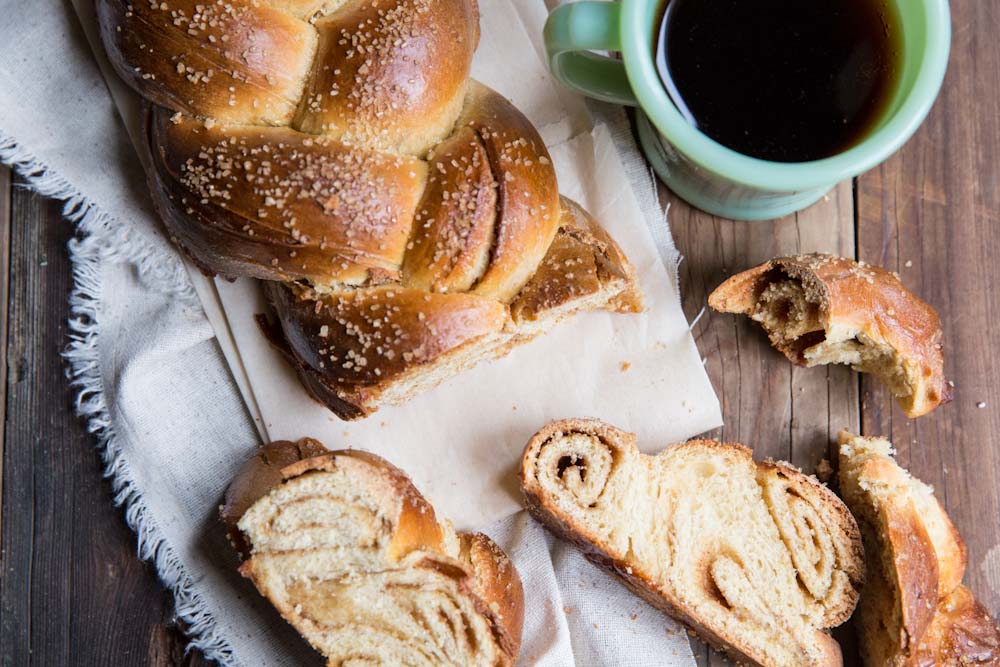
[223,440,523,667]
[520,419,864,667]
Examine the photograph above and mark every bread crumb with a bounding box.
[563,606,573,614]
[904,260,913,267]
[977,401,987,409]
[815,458,834,483]
[620,361,631,372]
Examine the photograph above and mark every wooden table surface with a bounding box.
[2,1,998,664]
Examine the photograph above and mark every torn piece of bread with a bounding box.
[837,432,1000,667]
[708,254,949,418]
[222,440,523,666]
[519,419,864,667]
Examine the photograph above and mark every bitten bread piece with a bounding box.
[222,440,523,666]
[708,254,948,418]
[520,419,864,667]
[97,0,644,421]
[837,432,1000,666]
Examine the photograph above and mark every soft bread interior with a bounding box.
[237,455,512,667]
[521,422,863,667]
[749,273,917,406]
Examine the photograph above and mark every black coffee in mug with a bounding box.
[655,0,902,163]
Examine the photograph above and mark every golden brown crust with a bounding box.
[97,0,317,126]
[521,419,862,667]
[224,441,524,664]
[293,0,479,154]
[402,123,498,294]
[914,585,1000,666]
[263,280,511,418]
[458,83,562,302]
[510,197,643,322]
[884,493,942,657]
[261,201,641,419]
[837,432,1000,667]
[100,0,642,420]
[401,83,558,299]
[709,254,948,418]
[146,106,425,285]
[460,532,525,658]
[221,438,329,558]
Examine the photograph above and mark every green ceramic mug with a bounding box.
[544,0,951,220]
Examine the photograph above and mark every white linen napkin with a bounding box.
[0,0,717,663]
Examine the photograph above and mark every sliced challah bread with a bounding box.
[222,439,523,666]
[708,254,948,418]
[519,419,864,667]
[837,432,1000,666]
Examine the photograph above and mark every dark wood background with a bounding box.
[1,0,998,664]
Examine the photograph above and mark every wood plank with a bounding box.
[666,171,859,666]
[857,0,1000,616]
[0,180,213,666]
[0,165,10,545]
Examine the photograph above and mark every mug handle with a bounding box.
[544,1,638,106]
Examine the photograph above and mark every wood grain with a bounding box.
[0,166,9,544]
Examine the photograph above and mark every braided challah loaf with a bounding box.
[97,0,642,419]
[520,419,865,667]
[222,439,524,666]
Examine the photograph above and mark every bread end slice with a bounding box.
[225,440,523,666]
[838,431,999,667]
